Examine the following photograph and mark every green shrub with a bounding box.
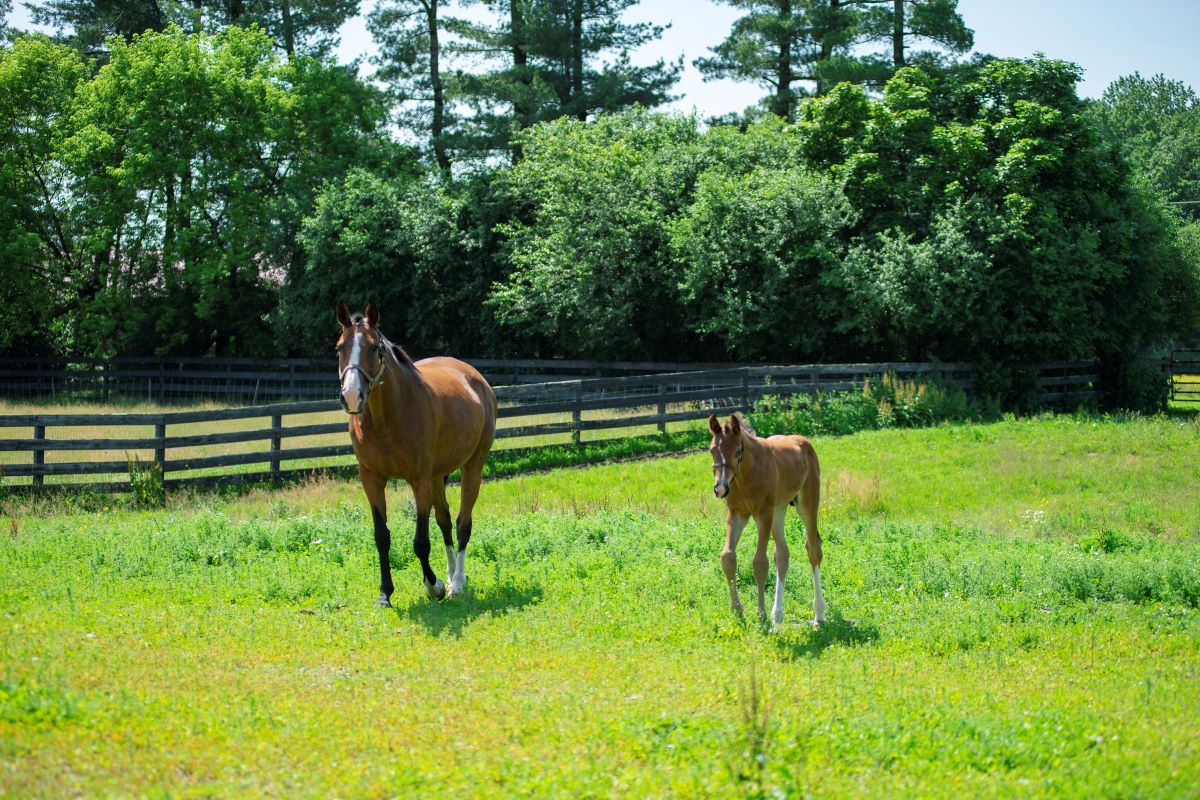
[752,372,981,437]
[127,458,164,509]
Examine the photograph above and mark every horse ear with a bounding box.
[729,414,741,435]
[708,415,721,436]
[365,301,379,327]
[336,301,351,328]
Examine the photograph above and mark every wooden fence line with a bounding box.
[0,362,1099,493]
[0,356,781,403]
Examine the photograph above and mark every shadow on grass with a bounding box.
[773,611,879,660]
[397,579,544,637]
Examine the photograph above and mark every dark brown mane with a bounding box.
[348,313,415,369]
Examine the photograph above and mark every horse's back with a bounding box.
[416,357,496,406]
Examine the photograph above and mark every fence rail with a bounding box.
[1168,350,1200,404]
[0,356,777,403]
[0,361,1099,493]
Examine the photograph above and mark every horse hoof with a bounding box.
[811,618,823,630]
[425,579,446,600]
[376,595,392,608]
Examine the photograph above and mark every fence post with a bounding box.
[271,413,282,477]
[154,421,166,475]
[656,381,667,435]
[32,423,45,488]
[572,386,582,447]
[741,373,751,413]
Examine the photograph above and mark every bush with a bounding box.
[752,372,982,437]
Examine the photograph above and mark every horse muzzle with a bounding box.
[340,388,365,415]
[713,480,730,499]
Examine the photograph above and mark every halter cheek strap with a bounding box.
[712,445,745,482]
[339,343,388,411]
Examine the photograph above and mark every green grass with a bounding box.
[2,413,1199,797]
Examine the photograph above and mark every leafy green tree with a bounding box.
[670,164,854,360]
[0,35,90,354]
[798,57,1199,405]
[52,25,395,355]
[488,110,702,358]
[284,169,492,355]
[448,0,680,161]
[1088,73,1200,213]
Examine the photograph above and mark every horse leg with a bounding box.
[721,512,749,617]
[452,463,484,596]
[753,513,772,622]
[432,476,457,594]
[770,505,790,631]
[800,477,825,627]
[411,478,445,600]
[360,469,393,608]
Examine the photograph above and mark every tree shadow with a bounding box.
[771,611,880,660]
[396,579,543,638]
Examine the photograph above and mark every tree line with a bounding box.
[2,1,1199,409]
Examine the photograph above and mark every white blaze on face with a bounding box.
[341,331,366,413]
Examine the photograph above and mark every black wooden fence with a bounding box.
[0,356,763,403]
[0,361,1099,493]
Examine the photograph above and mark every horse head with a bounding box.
[708,413,747,499]
[335,301,388,415]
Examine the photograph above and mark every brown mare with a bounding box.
[708,412,825,629]
[336,301,498,605]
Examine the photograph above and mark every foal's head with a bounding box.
[335,301,388,415]
[708,413,747,499]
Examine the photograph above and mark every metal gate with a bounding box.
[1170,349,1200,403]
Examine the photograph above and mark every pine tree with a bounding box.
[847,0,972,69]
[369,0,453,172]
[696,0,862,122]
[449,0,680,161]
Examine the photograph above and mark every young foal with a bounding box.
[709,413,825,629]
[337,301,497,605]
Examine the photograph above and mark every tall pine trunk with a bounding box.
[892,0,904,67]
[572,0,585,120]
[281,0,295,57]
[425,0,450,174]
[773,0,793,120]
[511,0,531,162]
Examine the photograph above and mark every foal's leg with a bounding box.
[753,513,772,622]
[770,505,790,630]
[410,477,445,600]
[721,512,749,616]
[799,477,825,626]
[452,464,484,596]
[432,476,457,591]
[360,469,393,608]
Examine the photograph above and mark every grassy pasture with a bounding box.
[2,413,1199,797]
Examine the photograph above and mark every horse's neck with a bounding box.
[364,358,425,424]
[728,433,762,501]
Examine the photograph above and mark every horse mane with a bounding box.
[733,411,757,438]
[350,313,415,369]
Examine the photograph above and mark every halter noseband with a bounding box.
[339,334,389,414]
[712,443,745,483]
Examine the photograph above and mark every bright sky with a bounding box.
[10,0,1200,116]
